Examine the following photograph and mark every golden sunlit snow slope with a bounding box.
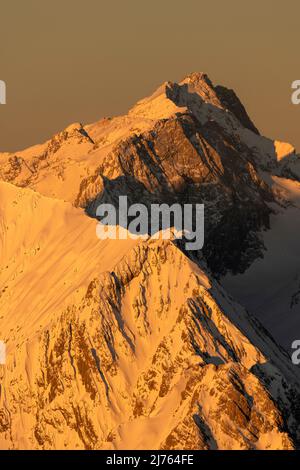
[0,181,138,351]
[0,181,299,450]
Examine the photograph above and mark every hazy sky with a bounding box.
[1,0,299,152]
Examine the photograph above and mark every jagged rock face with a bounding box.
[76,114,272,275]
[1,73,300,450]
[214,85,260,136]
[0,72,291,276]
[1,192,299,450]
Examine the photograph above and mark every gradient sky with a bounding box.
[1,0,299,152]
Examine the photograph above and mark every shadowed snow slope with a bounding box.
[223,176,300,350]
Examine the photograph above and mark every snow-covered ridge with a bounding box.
[1,181,300,449]
[1,73,300,450]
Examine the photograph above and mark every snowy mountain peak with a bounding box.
[1,73,300,450]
